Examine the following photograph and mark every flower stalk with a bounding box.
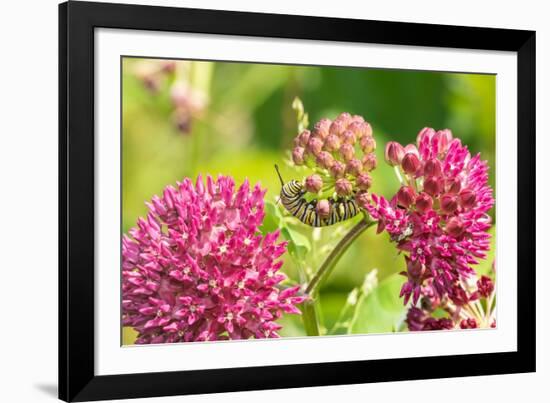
[306,215,375,296]
[300,214,375,336]
[301,300,321,336]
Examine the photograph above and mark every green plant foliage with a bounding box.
[261,200,284,233]
[281,226,312,263]
[329,270,378,334]
[348,273,407,334]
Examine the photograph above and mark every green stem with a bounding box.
[300,216,375,336]
[306,217,375,296]
[301,300,321,336]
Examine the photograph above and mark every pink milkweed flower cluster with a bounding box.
[291,112,377,219]
[406,273,496,331]
[364,128,494,321]
[122,175,306,344]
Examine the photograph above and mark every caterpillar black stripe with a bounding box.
[275,165,359,227]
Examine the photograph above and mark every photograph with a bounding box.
[52,1,538,401]
[121,57,497,344]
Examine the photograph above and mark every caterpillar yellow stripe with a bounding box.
[275,165,359,227]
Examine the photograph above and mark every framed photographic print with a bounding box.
[59,1,536,401]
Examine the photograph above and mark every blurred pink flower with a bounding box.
[122,175,305,343]
[133,59,208,135]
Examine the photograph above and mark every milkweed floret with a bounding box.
[305,174,323,193]
[316,199,331,218]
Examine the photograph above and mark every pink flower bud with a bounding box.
[362,122,373,138]
[397,186,416,208]
[459,188,477,209]
[329,119,346,136]
[404,144,419,156]
[360,136,376,153]
[292,147,305,165]
[305,174,323,193]
[341,130,356,145]
[329,160,346,179]
[433,129,453,156]
[351,114,365,123]
[449,284,469,306]
[324,134,341,152]
[336,112,353,126]
[356,173,372,190]
[295,130,311,147]
[401,153,421,175]
[307,137,324,156]
[348,120,372,139]
[340,143,355,162]
[447,177,462,194]
[355,191,371,208]
[362,153,378,171]
[477,275,494,298]
[313,119,331,139]
[415,192,433,213]
[347,121,367,139]
[416,127,436,148]
[423,158,442,177]
[384,141,405,166]
[346,158,363,176]
[424,176,444,196]
[316,199,331,218]
[440,193,458,214]
[335,178,353,196]
[316,151,335,169]
[445,216,465,237]
[460,318,478,329]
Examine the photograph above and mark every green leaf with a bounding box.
[328,288,361,335]
[329,270,379,335]
[281,226,311,262]
[261,200,284,234]
[349,273,406,334]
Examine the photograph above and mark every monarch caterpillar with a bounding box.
[274,165,360,227]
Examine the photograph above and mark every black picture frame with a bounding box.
[59,1,536,401]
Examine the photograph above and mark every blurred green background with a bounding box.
[122,57,495,342]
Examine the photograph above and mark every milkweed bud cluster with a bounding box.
[292,112,377,202]
[383,128,480,220]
